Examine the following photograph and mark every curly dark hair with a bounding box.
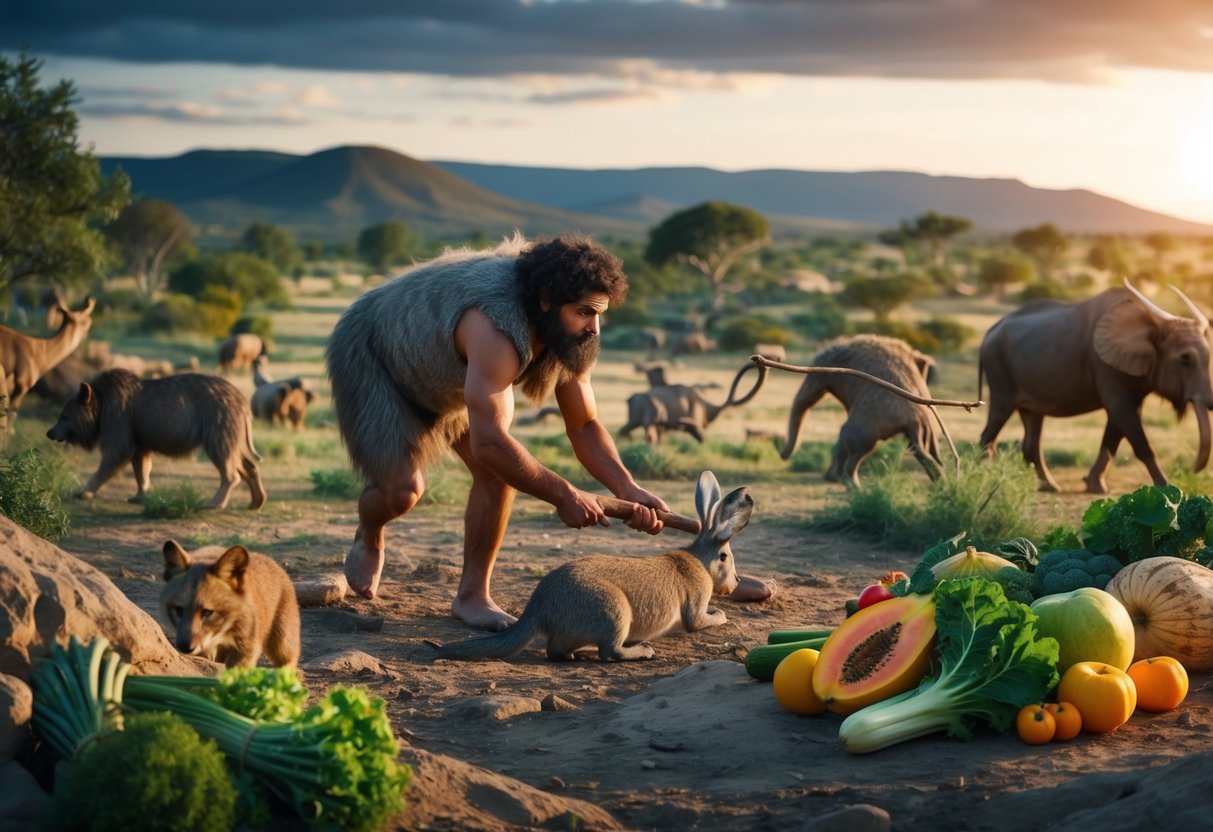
[515,234,628,319]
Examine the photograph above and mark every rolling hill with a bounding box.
[101,146,1213,242]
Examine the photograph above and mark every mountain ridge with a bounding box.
[101,146,1213,240]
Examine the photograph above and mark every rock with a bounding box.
[0,760,50,832]
[0,673,33,761]
[541,693,576,711]
[800,804,891,832]
[401,746,621,830]
[448,694,543,721]
[294,573,348,607]
[304,648,385,674]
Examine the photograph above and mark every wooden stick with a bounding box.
[750,356,984,411]
[596,495,701,535]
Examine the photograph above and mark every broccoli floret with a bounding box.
[1035,548,1124,596]
[1155,494,1213,559]
[992,566,1038,605]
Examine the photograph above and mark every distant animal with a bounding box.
[672,331,717,356]
[781,334,943,488]
[433,471,751,662]
[160,539,300,668]
[217,333,267,372]
[250,356,315,431]
[0,294,95,429]
[619,364,763,445]
[45,368,266,510]
[980,279,1213,493]
[752,342,788,363]
[634,360,672,387]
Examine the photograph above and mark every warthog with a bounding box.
[46,368,266,510]
[250,356,316,431]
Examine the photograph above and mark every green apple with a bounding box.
[1030,587,1135,675]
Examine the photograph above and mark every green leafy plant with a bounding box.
[1081,484,1213,564]
[309,467,362,500]
[838,577,1060,753]
[0,445,72,540]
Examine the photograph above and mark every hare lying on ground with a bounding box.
[434,470,753,662]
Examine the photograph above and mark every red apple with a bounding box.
[856,582,895,610]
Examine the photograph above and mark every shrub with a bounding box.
[0,446,72,540]
[231,314,274,342]
[789,297,848,342]
[309,467,362,500]
[916,315,975,354]
[715,315,790,351]
[618,441,686,480]
[809,451,1043,551]
[142,482,206,519]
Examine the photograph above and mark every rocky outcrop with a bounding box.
[0,515,206,762]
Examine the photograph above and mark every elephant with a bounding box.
[979,279,1213,494]
[780,334,943,488]
[619,364,764,445]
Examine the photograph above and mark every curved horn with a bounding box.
[1123,277,1176,322]
[1168,285,1210,333]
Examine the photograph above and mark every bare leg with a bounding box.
[729,574,776,602]
[347,464,425,600]
[451,434,517,631]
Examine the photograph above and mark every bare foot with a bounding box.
[452,596,518,632]
[344,540,384,600]
[729,574,776,603]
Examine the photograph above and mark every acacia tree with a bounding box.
[644,201,770,309]
[841,272,929,324]
[106,199,193,300]
[241,221,302,276]
[0,52,129,296]
[1011,223,1069,277]
[878,211,972,269]
[357,221,414,274]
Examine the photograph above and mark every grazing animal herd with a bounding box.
[4,278,1213,668]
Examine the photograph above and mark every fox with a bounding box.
[159,539,301,668]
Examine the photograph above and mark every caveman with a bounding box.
[326,233,775,630]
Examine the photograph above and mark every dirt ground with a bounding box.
[51,469,1213,832]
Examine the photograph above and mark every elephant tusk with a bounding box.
[1169,285,1210,333]
[1123,277,1177,322]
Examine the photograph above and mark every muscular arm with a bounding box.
[456,310,608,527]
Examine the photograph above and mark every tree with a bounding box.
[977,252,1035,299]
[1087,236,1132,277]
[0,52,130,296]
[357,221,414,274]
[169,252,288,308]
[841,272,929,324]
[240,221,302,276]
[878,211,972,269]
[1144,232,1177,266]
[644,201,770,309]
[1011,223,1069,276]
[106,199,193,300]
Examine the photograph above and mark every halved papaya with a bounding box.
[811,592,937,715]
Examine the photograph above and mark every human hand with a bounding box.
[617,485,667,535]
[555,488,611,529]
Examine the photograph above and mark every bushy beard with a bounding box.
[517,308,600,403]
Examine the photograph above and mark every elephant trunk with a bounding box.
[1194,399,1211,473]
[780,396,810,461]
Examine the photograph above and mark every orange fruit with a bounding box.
[773,649,828,716]
[1127,656,1189,713]
[1016,704,1055,745]
[1043,701,1082,741]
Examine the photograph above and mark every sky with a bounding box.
[5,1,1213,224]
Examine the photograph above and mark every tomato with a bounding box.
[856,583,896,610]
[1044,701,1082,742]
[1127,656,1189,713]
[1016,704,1055,745]
[773,648,828,716]
[1057,661,1137,733]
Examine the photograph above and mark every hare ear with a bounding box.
[694,470,722,525]
[711,487,755,543]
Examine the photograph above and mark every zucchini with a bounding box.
[766,628,834,645]
[744,636,829,681]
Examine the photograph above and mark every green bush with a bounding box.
[916,315,975,354]
[231,314,274,342]
[45,711,237,832]
[0,446,72,540]
[851,319,941,353]
[309,467,362,500]
[142,482,206,519]
[810,451,1043,551]
[715,315,790,352]
[789,297,847,343]
[143,288,241,338]
[618,441,687,480]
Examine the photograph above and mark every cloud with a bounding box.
[3,1,1211,85]
[77,100,309,125]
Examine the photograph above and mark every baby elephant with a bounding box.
[434,470,752,662]
[781,334,942,489]
[46,368,266,510]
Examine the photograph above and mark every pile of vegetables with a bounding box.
[837,577,1059,753]
[30,637,412,831]
[1079,484,1213,565]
